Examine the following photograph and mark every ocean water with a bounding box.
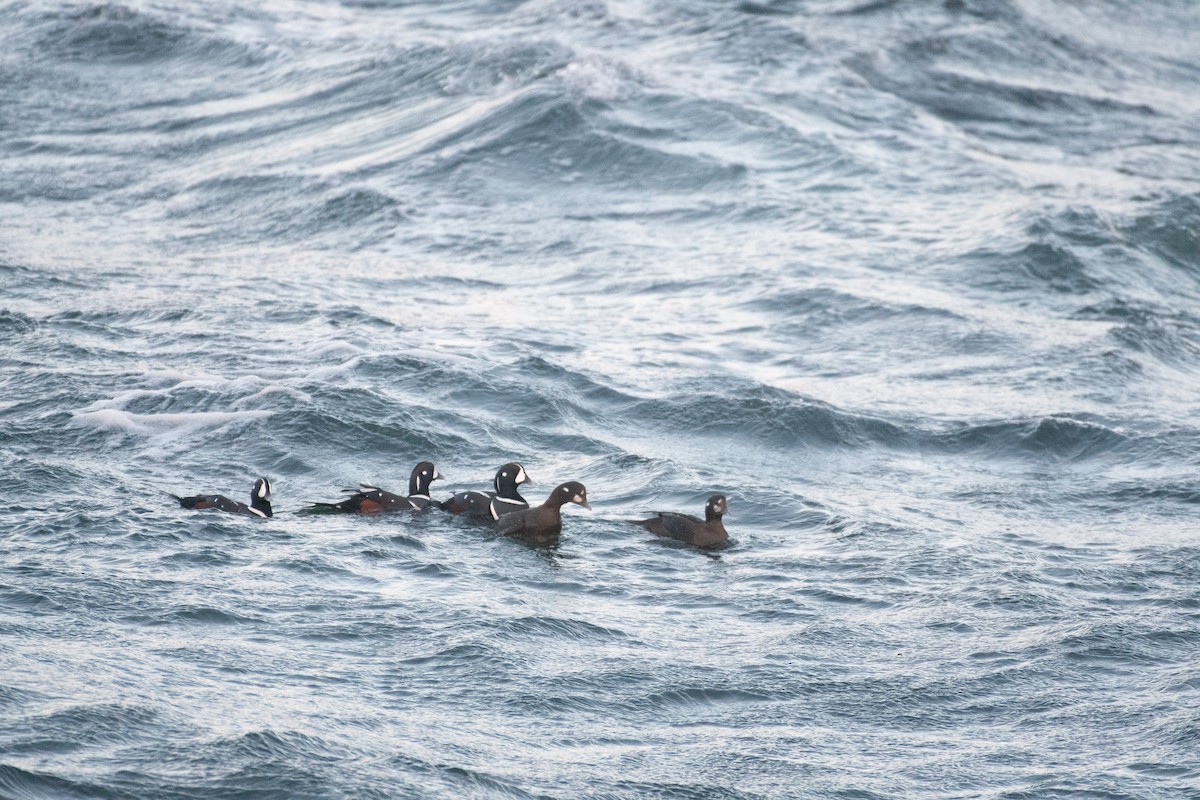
[2,0,1199,797]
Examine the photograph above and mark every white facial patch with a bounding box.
[573,493,585,503]
[258,480,271,499]
[516,466,527,484]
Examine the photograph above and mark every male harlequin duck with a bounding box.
[629,494,728,549]
[441,462,531,522]
[172,477,273,518]
[495,481,590,543]
[306,461,443,514]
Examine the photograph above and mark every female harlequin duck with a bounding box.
[441,462,531,521]
[495,481,590,543]
[173,477,273,518]
[629,494,728,549]
[306,461,443,514]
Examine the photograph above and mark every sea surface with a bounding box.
[2,1,1199,798]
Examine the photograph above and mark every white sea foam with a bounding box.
[171,375,265,393]
[75,390,161,413]
[303,341,369,360]
[233,385,313,408]
[137,368,227,387]
[303,355,365,381]
[561,57,634,104]
[71,408,272,436]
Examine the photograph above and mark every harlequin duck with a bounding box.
[172,477,273,518]
[441,462,531,521]
[306,461,443,514]
[629,495,728,549]
[495,481,590,543]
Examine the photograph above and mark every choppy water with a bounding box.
[3,1,1200,797]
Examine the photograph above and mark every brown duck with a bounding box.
[630,494,728,549]
[495,481,590,542]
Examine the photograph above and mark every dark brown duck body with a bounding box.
[631,494,728,549]
[495,481,590,542]
[305,461,442,515]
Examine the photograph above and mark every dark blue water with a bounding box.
[3,1,1199,797]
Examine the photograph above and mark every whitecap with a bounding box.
[303,355,365,381]
[233,385,313,408]
[560,57,635,104]
[302,341,369,360]
[71,408,272,436]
